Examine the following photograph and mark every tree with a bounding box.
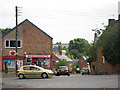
[68,38,90,59]
[98,23,120,65]
[56,59,69,68]
[58,45,62,51]
[0,28,11,34]
[67,54,74,59]
[86,43,97,65]
[69,49,81,59]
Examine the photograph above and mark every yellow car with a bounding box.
[16,65,54,79]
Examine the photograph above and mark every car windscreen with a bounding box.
[59,66,68,70]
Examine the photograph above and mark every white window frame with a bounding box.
[5,40,22,48]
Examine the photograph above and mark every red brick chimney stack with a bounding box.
[118,14,120,21]
[108,19,115,25]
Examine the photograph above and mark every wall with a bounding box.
[0,38,2,72]
[97,47,120,74]
[2,25,23,56]
[77,56,88,69]
[23,20,52,55]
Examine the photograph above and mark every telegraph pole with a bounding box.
[15,6,18,73]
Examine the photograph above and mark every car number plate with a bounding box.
[61,70,64,71]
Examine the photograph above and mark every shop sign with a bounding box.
[26,55,50,58]
[9,50,16,55]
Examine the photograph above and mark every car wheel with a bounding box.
[82,73,84,75]
[56,74,60,76]
[42,73,48,78]
[67,74,70,76]
[19,74,24,79]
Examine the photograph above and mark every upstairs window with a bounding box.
[5,40,22,48]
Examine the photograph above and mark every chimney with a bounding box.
[118,14,120,21]
[108,19,115,25]
[59,51,62,55]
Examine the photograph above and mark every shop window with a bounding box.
[26,58,31,65]
[5,40,22,48]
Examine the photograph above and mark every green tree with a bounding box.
[98,23,120,65]
[68,38,90,59]
[86,43,97,65]
[58,45,62,51]
[0,28,11,34]
[67,54,74,59]
[56,59,69,68]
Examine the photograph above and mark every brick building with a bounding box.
[91,15,120,74]
[0,37,2,72]
[2,19,53,72]
[94,47,120,74]
[77,56,89,70]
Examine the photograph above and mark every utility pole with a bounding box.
[15,6,18,73]
[15,6,22,73]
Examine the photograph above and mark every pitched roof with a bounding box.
[2,19,53,39]
[55,54,72,62]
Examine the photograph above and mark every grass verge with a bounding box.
[0,73,16,77]
[0,83,5,85]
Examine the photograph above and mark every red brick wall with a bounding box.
[97,47,120,74]
[22,20,52,55]
[0,39,2,72]
[52,55,60,67]
[77,56,88,69]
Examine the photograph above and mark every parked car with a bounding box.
[82,67,89,75]
[16,65,54,79]
[56,66,70,76]
[76,66,80,73]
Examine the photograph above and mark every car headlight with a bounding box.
[46,70,53,74]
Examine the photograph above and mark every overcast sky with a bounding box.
[0,0,119,43]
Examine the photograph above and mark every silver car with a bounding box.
[82,68,89,75]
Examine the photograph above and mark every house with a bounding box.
[2,19,53,72]
[93,46,120,74]
[77,56,90,70]
[91,15,120,74]
[0,35,2,72]
[54,51,73,70]
[52,54,60,67]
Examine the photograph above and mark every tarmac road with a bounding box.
[1,74,119,88]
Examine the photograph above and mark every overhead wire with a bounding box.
[21,8,116,22]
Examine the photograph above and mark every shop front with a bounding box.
[2,56,24,72]
[25,55,52,69]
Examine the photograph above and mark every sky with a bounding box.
[0,0,119,44]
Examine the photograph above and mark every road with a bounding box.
[1,74,119,88]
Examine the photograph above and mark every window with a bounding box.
[26,58,32,65]
[6,40,9,47]
[23,67,30,70]
[30,67,39,70]
[5,40,22,48]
